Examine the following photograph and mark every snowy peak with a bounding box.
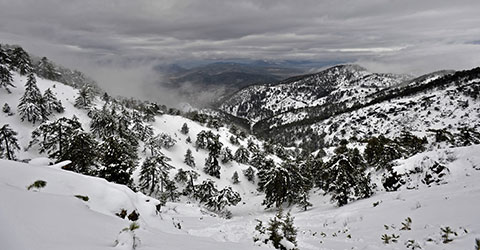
[219,64,411,123]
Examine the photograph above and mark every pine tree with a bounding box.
[0,65,14,93]
[258,160,306,208]
[255,209,299,250]
[131,111,153,142]
[0,124,20,160]
[138,154,172,195]
[220,147,234,164]
[194,179,218,203]
[164,179,180,202]
[157,132,176,149]
[232,171,240,184]
[9,47,32,75]
[59,131,98,175]
[43,88,64,113]
[323,146,372,206]
[35,57,57,80]
[206,186,241,211]
[74,85,95,109]
[184,149,196,167]
[90,105,128,141]
[29,116,82,159]
[204,154,221,178]
[234,146,250,164]
[180,122,189,134]
[99,135,138,185]
[175,169,199,196]
[243,166,256,183]
[18,73,46,124]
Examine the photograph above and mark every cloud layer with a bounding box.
[1,0,479,100]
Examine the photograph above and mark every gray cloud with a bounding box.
[1,0,479,103]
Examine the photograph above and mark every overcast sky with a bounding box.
[1,0,480,100]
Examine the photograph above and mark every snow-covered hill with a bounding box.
[2,144,480,250]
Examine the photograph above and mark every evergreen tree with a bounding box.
[232,171,240,184]
[0,65,14,93]
[180,122,189,134]
[89,105,119,139]
[43,88,64,113]
[9,47,32,75]
[138,154,172,195]
[164,179,180,202]
[258,160,306,208]
[243,166,256,183]
[59,131,98,175]
[234,146,250,164]
[0,124,20,160]
[247,139,259,154]
[2,103,13,115]
[175,169,199,196]
[36,57,57,80]
[131,111,153,142]
[74,85,95,109]
[229,135,240,145]
[29,116,82,159]
[184,149,196,167]
[204,154,221,178]
[194,179,218,203]
[18,73,46,124]
[99,135,138,186]
[206,186,241,211]
[323,146,372,206]
[157,132,176,149]
[364,135,402,170]
[254,209,299,250]
[185,136,192,143]
[220,146,234,164]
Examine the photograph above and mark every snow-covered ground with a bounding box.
[1,145,479,250]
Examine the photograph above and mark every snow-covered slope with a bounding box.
[220,64,411,124]
[2,144,479,250]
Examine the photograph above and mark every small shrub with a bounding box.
[116,209,127,219]
[74,195,89,201]
[128,210,139,221]
[475,238,480,250]
[27,180,47,190]
[400,217,412,231]
[405,239,422,249]
[381,234,399,244]
[440,226,457,243]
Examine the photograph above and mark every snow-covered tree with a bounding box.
[29,116,82,159]
[99,135,138,186]
[204,154,221,178]
[18,73,46,124]
[258,160,307,208]
[322,147,372,206]
[131,111,153,142]
[232,171,240,184]
[184,149,195,167]
[9,47,32,75]
[254,209,298,250]
[234,146,250,164]
[175,169,199,196]
[60,131,99,175]
[139,154,173,195]
[206,186,241,211]
[194,179,218,203]
[0,124,20,160]
[74,85,95,109]
[180,122,189,134]
[157,132,176,149]
[0,65,14,93]
[243,166,256,183]
[35,57,58,80]
[220,147,234,164]
[43,88,64,113]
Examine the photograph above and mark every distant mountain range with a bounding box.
[154,60,342,106]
